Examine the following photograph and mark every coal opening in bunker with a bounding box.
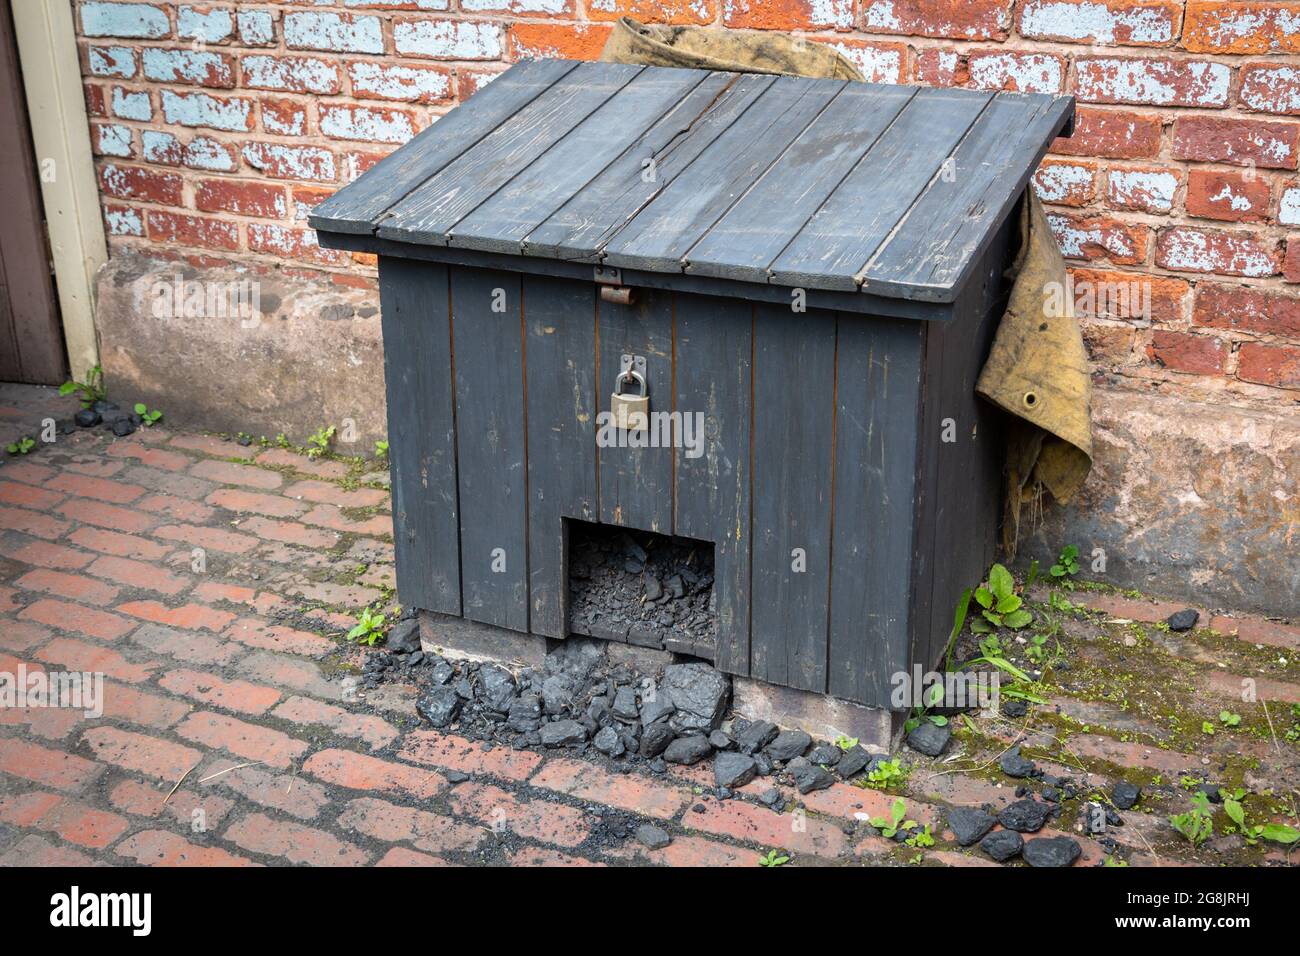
[566,519,717,658]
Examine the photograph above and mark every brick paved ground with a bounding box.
[1,383,1297,867]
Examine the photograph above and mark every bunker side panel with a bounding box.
[749,305,837,693]
[911,221,1014,679]
[377,258,461,616]
[673,293,753,677]
[596,289,674,534]
[450,267,530,632]
[524,275,599,639]
[827,315,925,707]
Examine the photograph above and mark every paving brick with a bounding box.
[69,526,169,560]
[19,598,134,640]
[8,540,94,571]
[271,696,397,749]
[614,833,754,867]
[336,796,485,854]
[152,522,260,555]
[99,679,191,730]
[254,448,350,479]
[235,515,340,549]
[159,668,282,715]
[300,503,392,538]
[397,730,542,782]
[235,651,341,699]
[14,570,120,606]
[116,600,235,633]
[135,492,215,524]
[130,621,242,667]
[191,459,283,490]
[56,497,157,533]
[0,736,103,794]
[0,480,66,510]
[82,726,201,781]
[284,479,389,509]
[206,488,305,518]
[302,748,444,799]
[1210,615,1300,651]
[225,812,369,865]
[86,554,191,595]
[0,620,53,653]
[106,441,191,471]
[0,791,129,848]
[530,757,690,820]
[175,711,309,768]
[115,829,258,866]
[199,759,331,820]
[447,780,591,848]
[374,846,452,866]
[508,846,605,866]
[108,778,234,831]
[682,796,850,859]
[0,834,102,867]
[0,505,71,540]
[47,472,144,504]
[35,637,157,683]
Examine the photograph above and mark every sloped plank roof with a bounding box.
[310,59,1074,304]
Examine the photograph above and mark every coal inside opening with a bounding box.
[566,519,717,660]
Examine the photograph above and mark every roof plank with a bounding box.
[377,61,643,245]
[308,57,578,235]
[523,71,774,263]
[767,87,994,292]
[448,66,708,256]
[684,83,917,284]
[600,76,847,274]
[861,93,1075,301]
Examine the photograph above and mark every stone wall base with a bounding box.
[94,254,386,447]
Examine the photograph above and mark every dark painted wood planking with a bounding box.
[309,58,578,234]
[377,259,461,616]
[523,275,599,638]
[601,76,846,274]
[450,266,530,632]
[685,84,917,284]
[749,304,836,693]
[827,313,924,705]
[523,72,772,263]
[768,87,995,292]
[862,94,1075,302]
[596,288,674,534]
[673,294,753,677]
[450,67,708,256]
[378,62,643,245]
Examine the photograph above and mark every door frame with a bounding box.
[11,0,107,382]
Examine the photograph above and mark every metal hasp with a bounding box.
[311,60,1076,710]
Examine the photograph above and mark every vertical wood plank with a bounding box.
[750,305,836,692]
[451,266,529,632]
[674,294,752,675]
[377,258,461,616]
[524,274,598,638]
[596,289,674,534]
[827,315,924,706]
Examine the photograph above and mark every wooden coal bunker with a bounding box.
[566,520,717,658]
[310,59,1075,724]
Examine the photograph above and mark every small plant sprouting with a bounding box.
[758,849,789,868]
[905,823,935,848]
[347,605,386,646]
[870,797,917,839]
[374,439,389,458]
[971,564,1032,632]
[833,734,859,751]
[1202,721,1215,736]
[865,758,909,790]
[5,437,35,456]
[1224,796,1300,847]
[59,364,105,409]
[306,425,336,459]
[1169,791,1213,847]
[1219,710,1241,728]
[133,402,162,426]
[1050,544,1081,579]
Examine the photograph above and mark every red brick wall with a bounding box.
[77,1,1300,401]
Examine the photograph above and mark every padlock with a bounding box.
[610,369,649,433]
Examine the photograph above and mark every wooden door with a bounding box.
[0,0,64,384]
